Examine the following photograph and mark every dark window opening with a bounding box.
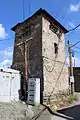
[49,24,58,33]
[54,43,58,54]
[49,23,62,38]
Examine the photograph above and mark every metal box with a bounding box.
[27,78,40,105]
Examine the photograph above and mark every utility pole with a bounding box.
[24,42,28,101]
[68,40,74,95]
[15,37,32,101]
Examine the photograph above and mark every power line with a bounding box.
[59,7,69,23]
[69,23,80,32]
[66,22,80,39]
[73,50,80,54]
[66,20,80,39]
[22,0,25,20]
[74,46,80,50]
[60,0,80,23]
[47,58,66,104]
[28,0,31,17]
[55,1,69,21]
[42,36,62,73]
[43,56,66,64]
[42,38,67,103]
[71,41,80,48]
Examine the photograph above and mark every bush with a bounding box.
[68,94,78,104]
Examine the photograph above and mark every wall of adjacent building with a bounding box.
[42,17,69,100]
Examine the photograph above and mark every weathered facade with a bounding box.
[11,8,69,102]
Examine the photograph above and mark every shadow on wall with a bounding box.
[57,105,80,120]
[18,74,25,101]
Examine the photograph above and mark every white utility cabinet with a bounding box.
[27,78,40,105]
[0,67,21,102]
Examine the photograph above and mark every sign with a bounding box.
[70,76,74,83]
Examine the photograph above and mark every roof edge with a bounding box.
[11,8,68,33]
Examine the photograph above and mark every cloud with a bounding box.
[0,24,8,39]
[0,46,13,67]
[67,57,80,67]
[70,3,80,12]
[0,59,12,67]
[69,22,75,28]
[0,46,13,58]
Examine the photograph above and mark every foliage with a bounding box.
[49,93,78,112]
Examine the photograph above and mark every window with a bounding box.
[49,24,58,33]
[54,43,58,54]
[49,23,62,37]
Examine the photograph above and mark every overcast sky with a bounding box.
[0,0,80,67]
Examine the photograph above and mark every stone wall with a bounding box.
[12,15,44,103]
[12,15,43,77]
[42,17,69,100]
[12,14,69,103]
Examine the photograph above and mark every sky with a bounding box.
[0,0,80,67]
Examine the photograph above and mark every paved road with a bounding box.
[37,93,80,120]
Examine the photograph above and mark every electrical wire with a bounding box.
[42,37,68,104]
[69,23,80,32]
[28,0,31,17]
[59,7,69,23]
[71,41,80,48]
[47,58,67,104]
[43,36,61,73]
[55,1,69,21]
[66,22,80,38]
[60,0,80,23]
[22,0,25,20]
[75,46,80,49]
[73,50,80,54]
[43,56,66,64]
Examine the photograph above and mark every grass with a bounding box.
[48,93,78,112]
[68,94,78,104]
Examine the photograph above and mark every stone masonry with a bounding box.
[11,8,69,103]
[42,17,69,100]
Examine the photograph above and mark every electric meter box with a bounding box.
[27,78,40,105]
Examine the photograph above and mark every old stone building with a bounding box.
[11,8,69,102]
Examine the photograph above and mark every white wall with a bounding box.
[0,68,20,102]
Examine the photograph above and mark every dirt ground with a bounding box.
[0,101,28,120]
[0,101,45,120]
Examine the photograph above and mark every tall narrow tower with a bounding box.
[11,8,69,103]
